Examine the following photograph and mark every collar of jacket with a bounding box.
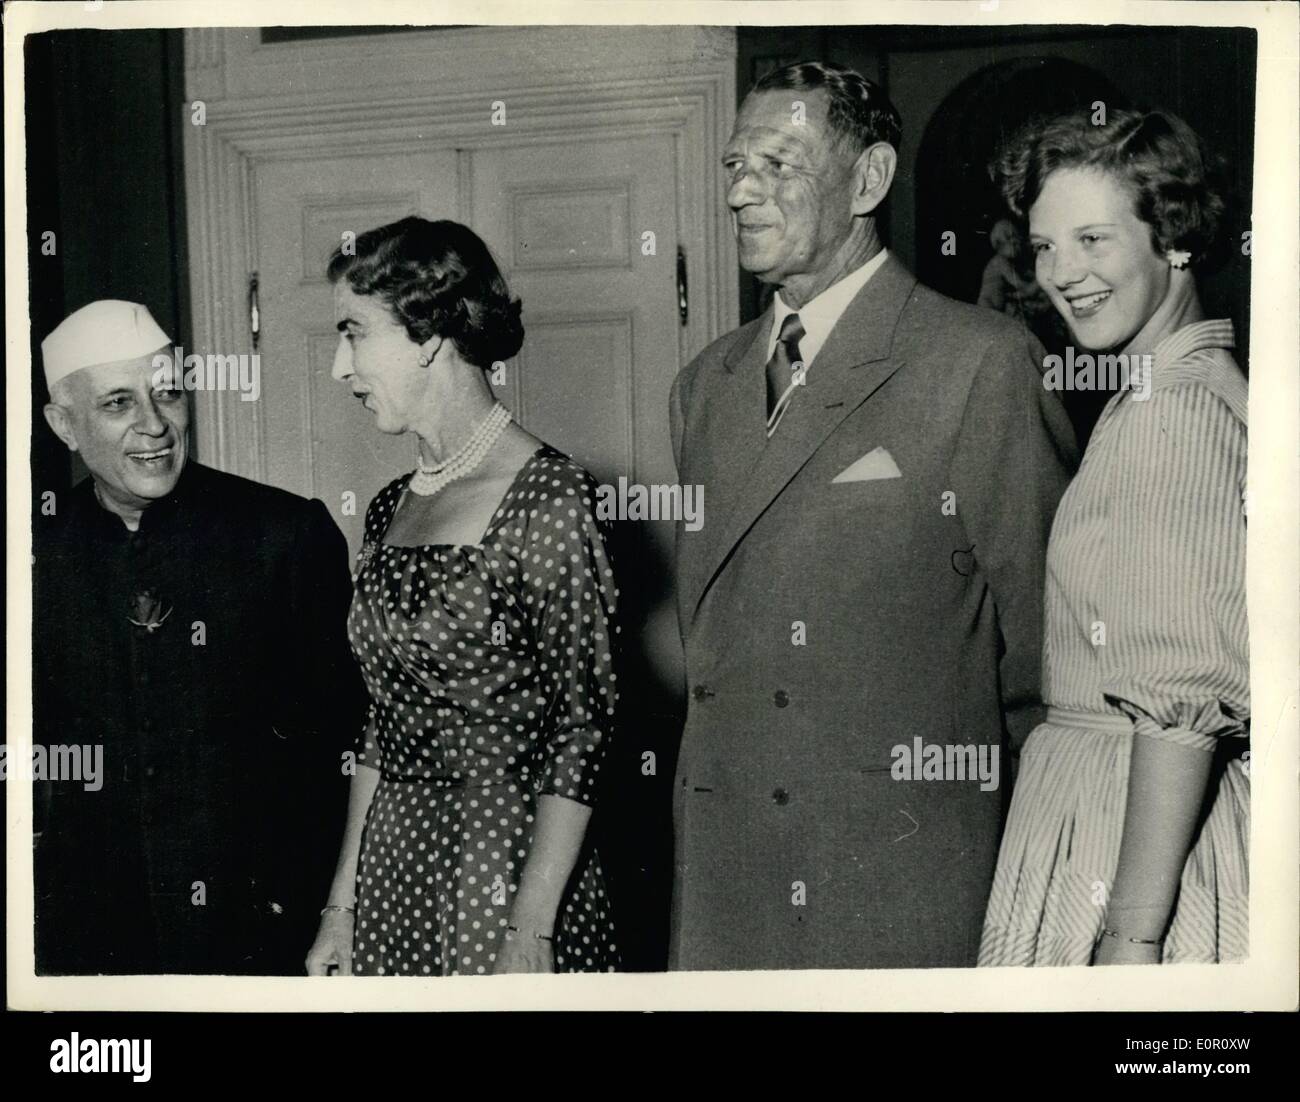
[722,252,918,374]
[681,255,921,624]
[72,459,205,541]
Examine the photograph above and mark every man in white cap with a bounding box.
[41,300,190,524]
[34,300,363,975]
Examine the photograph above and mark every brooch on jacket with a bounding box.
[354,541,377,581]
[128,589,172,632]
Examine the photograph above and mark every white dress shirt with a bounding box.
[766,248,891,367]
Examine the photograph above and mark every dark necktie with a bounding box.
[766,312,806,434]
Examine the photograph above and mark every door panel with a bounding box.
[470,134,683,676]
[514,314,635,476]
[471,139,679,484]
[253,152,461,550]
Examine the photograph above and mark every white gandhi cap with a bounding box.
[42,300,172,390]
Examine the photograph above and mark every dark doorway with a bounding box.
[914,59,1129,446]
[915,57,1128,303]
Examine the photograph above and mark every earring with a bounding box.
[418,337,443,368]
[1166,249,1191,270]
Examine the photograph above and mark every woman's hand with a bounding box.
[492,927,556,974]
[494,794,589,974]
[305,909,355,976]
[1092,935,1162,966]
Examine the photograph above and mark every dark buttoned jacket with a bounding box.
[33,462,363,974]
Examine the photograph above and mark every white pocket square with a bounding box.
[832,446,901,483]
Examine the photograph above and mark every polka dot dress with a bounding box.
[347,446,620,975]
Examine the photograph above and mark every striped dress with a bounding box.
[979,319,1249,966]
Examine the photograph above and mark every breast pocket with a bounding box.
[800,476,917,559]
[823,475,905,501]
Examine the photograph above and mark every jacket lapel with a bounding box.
[677,313,769,618]
[688,255,918,623]
[711,310,772,503]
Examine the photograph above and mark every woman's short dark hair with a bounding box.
[994,107,1225,262]
[753,60,903,156]
[327,217,524,368]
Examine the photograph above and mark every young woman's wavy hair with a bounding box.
[994,108,1226,266]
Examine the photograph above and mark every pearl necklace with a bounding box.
[409,402,512,497]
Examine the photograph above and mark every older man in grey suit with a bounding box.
[668,61,1077,970]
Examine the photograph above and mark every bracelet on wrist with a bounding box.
[321,904,355,917]
[1101,927,1162,945]
[506,924,553,942]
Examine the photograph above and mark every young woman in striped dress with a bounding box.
[979,109,1249,966]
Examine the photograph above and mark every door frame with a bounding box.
[182,25,738,480]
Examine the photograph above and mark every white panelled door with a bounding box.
[469,134,683,661]
[254,151,460,550]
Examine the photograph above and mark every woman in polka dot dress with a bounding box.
[306,217,620,976]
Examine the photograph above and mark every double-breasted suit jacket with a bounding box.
[668,255,1077,970]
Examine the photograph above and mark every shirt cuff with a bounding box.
[1129,713,1221,753]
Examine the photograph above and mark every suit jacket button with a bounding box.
[772,787,790,805]
[692,684,714,701]
[773,690,790,708]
